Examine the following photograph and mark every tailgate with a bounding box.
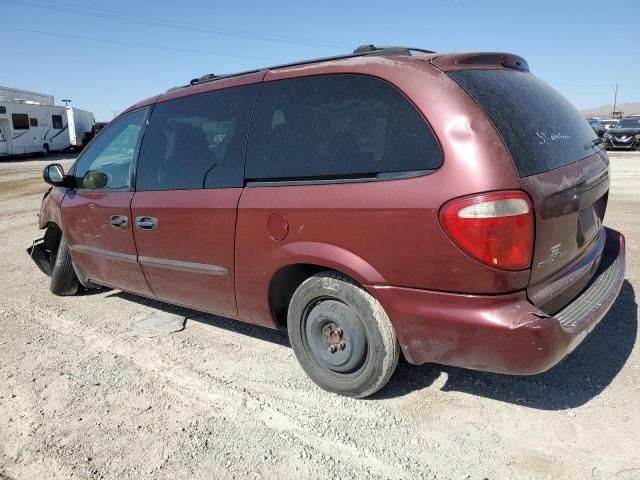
[520,153,609,312]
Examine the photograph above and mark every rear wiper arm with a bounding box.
[585,137,604,149]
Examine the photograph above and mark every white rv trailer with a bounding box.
[0,86,95,157]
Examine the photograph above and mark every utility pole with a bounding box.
[61,99,71,107]
[612,84,618,118]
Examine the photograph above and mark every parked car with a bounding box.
[92,121,108,135]
[587,117,606,137]
[28,46,626,398]
[601,119,619,130]
[603,116,640,150]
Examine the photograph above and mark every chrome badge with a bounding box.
[537,243,568,268]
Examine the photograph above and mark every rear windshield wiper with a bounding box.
[585,137,604,150]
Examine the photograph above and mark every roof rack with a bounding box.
[170,44,435,91]
[352,44,435,55]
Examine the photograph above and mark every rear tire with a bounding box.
[287,271,399,398]
[50,236,79,296]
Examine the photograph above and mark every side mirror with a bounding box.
[43,163,66,186]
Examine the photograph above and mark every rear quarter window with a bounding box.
[245,73,442,181]
[448,70,601,177]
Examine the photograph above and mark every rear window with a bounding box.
[449,70,601,177]
[246,74,442,181]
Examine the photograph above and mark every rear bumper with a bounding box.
[369,227,625,375]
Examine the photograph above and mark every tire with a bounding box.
[287,271,399,398]
[50,236,79,296]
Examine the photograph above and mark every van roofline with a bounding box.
[167,45,437,92]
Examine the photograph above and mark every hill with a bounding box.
[580,102,640,118]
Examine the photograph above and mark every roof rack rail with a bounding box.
[180,44,436,89]
[190,73,218,85]
[352,44,435,55]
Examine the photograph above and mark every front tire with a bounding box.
[287,271,399,398]
[50,236,79,296]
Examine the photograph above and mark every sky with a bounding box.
[1,0,638,121]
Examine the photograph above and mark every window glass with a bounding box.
[52,115,63,129]
[616,117,640,129]
[74,109,146,190]
[0,106,6,114]
[30,118,38,127]
[245,74,442,181]
[448,70,602,177]
[136,84,259,191]
[12,113,29,130]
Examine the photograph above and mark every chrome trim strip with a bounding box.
[70,245,138,263]
[138,256,228,276]
[69,245,228,275]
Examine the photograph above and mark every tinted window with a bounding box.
[0,106,6,114]
[245,74,442,181]
[617,118,640,129]
[449,70,601,177]
[52,115,63,129]
[74,109,146,190]
[136,84,259,191]
[12,114,29,130]
[30,118,38,127]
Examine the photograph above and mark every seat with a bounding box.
[158,125,217,189]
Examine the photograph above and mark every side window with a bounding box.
[74,109,146,190]
[245,74,442,181]
[12,113,30,130]
[30,118,38,127]
[52,115,63,129]
[136,83,259,191]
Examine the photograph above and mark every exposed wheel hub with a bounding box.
[304,299,367,374]
[321,322,346,353]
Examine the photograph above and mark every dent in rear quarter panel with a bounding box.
[38,187,66,229]
[234,57,531,328]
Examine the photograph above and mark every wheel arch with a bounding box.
[42,222,62,252]
[265,243,387,328]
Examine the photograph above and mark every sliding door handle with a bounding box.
[109,215,129,229]
[135,216,159,231]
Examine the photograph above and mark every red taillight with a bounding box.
[439,191,534,271]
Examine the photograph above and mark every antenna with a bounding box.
[61,99,72,106]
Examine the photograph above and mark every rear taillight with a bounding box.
[439,191,534,271]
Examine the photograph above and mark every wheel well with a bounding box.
[269,264,330,328]
[43,223,62,253]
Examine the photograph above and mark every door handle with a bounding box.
[135,216,159,231]
[109,215,129,229]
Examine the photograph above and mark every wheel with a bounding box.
[50,235,79,296]
[287,271,399,398]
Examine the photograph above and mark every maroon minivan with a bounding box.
[29,46,626,398]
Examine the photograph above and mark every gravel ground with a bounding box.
[1,151,639,480]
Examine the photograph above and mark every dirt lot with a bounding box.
[1,152,639,480]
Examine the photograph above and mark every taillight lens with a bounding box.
[439,191,534,271]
